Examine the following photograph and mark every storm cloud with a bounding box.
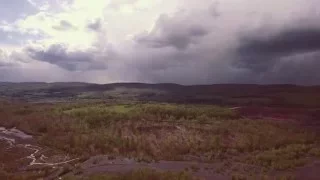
[135,14,209,50]
[1,0,320,85]
[239,27,320,57]
[235,25,320,74]
[27,44,107,71]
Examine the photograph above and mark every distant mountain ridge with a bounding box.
[1,82,320,107]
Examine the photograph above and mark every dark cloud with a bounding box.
[260,52,320,85]
[132,6,320,85]
[235,26,320,72]
[135,14,209,50]
[239,27,320,57]
[87,19,101,31]
[2,0,320,85]
[26,44,107,71]
[52,20,77,31]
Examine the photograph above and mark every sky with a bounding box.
[0,0,320,85]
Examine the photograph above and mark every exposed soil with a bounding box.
[64,155,320,180]
[295,160,320,180]
[0,127,79,179]
[66,155,230,180]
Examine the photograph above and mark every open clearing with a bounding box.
[0,101,319,179]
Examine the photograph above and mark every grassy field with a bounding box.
[0,100,319,177]
[1,83,320,179]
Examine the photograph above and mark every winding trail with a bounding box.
[0,127,79,168]
[23,144,79,166]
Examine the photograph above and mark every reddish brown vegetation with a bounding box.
[238,106,320,121]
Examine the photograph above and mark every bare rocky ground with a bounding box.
[64,156,320,180]
[0,127,80,180]
[0,127,231,180]
[0,127,230,180]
